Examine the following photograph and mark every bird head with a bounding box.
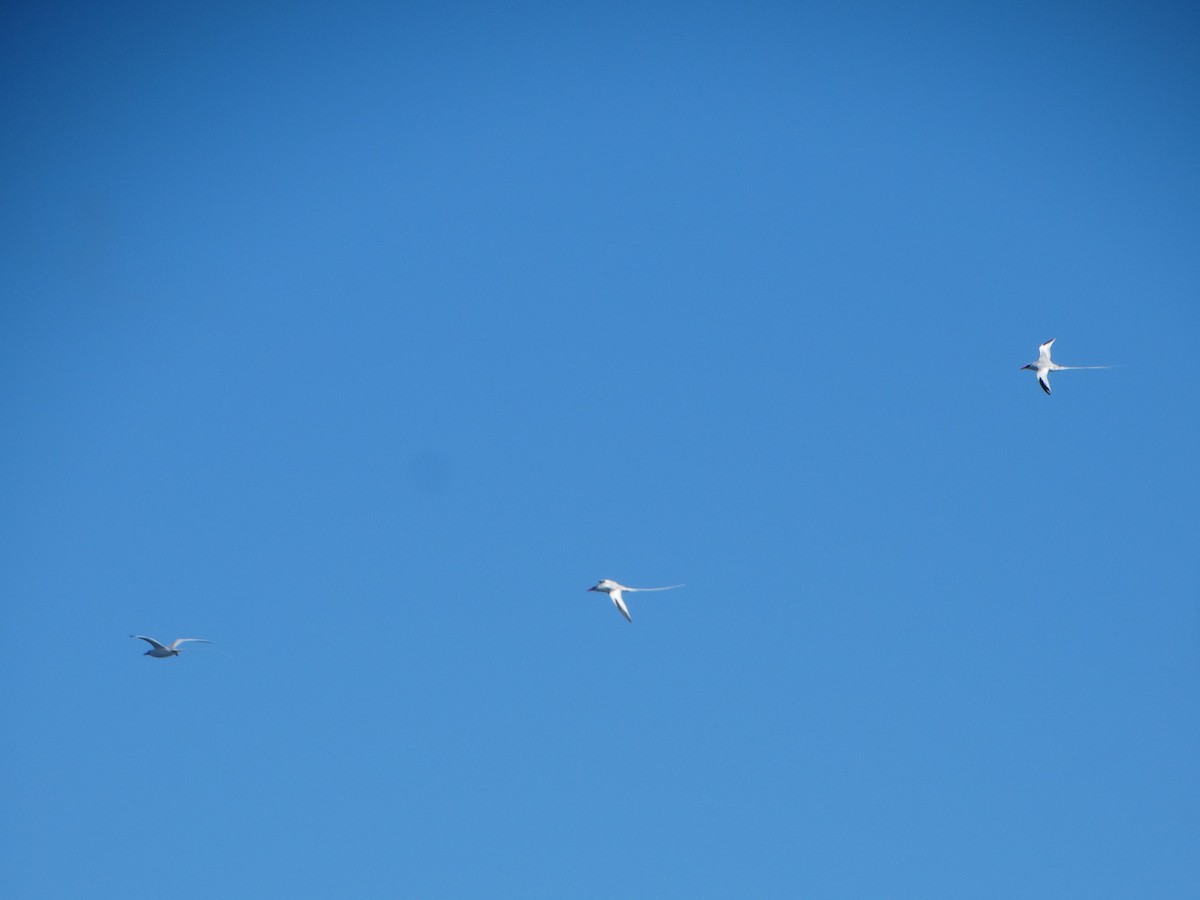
[1020,363,1035,371]
[588,579,617,594]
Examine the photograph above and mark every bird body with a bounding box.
[586,579,684,622]
[131,635,211,658]
[1021,338,1111,395]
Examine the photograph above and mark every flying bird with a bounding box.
[130,635,212,658]
[587,579,684,623]
[1020,338,1111,395]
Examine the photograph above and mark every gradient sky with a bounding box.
[2,2,1198,897]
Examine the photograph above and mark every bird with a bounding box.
[130,635,212,658]
[586,579,684,623]
[1020,338,1112,395]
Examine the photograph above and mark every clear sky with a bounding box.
[2,2,1198,897]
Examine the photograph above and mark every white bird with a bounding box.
[1020,338,1111,395]
[587,578,684,623]
[131,635,212,658]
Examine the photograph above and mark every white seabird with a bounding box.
[586,579,684,623]
[131,635,212,658]
[1020,338,1111,395]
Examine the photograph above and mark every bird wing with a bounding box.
[1038,371,1052,395]
[610,590,633,623]
[131,635,168,651]
[169,638,212,650]
[623,584,685,593]
[1038,339,1055,364]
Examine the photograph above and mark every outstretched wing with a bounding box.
[1038,371,1052,395]
[610,590,633,623]
[169,638,212,650]
[131,635,169,652]
[1038,339,1055,365]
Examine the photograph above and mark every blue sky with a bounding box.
[2,1,1198,896]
